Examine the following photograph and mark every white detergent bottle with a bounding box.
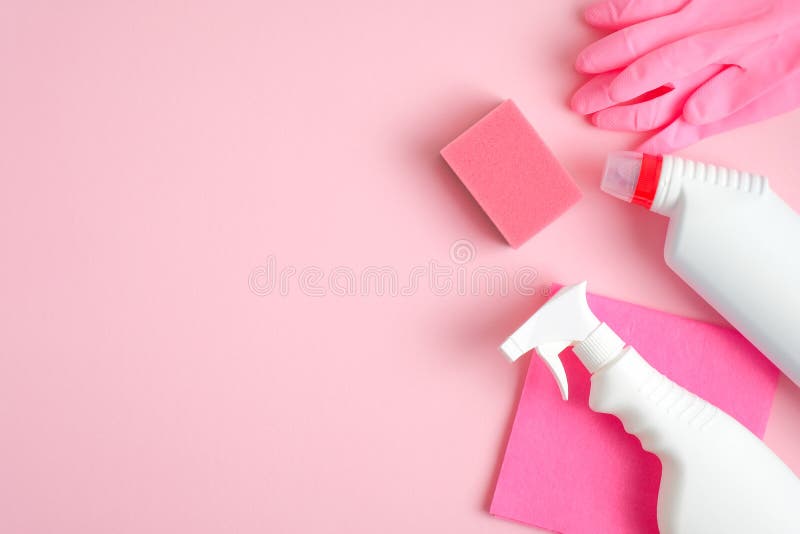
[500,282,800,534]
[601,152,800,385]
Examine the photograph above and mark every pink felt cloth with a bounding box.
[491,288,779,534]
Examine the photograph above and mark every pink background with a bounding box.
[1,1,798,533]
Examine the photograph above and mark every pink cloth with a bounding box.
[491,289,779,534]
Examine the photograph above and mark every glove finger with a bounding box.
[710,72,800,128]
[593,65,723,131]
[584,0,689,30]
[609,26,758,102]
[639,72,800,153]
[685,43,800,124]
[592,93,681,132]
[575,11,693,74]
[571,71,623,114]
[637,118,700,154]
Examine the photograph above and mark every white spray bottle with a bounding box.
[601,152,800,386]
[501,282,800,534]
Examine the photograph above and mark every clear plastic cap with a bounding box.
[601,151,643,203]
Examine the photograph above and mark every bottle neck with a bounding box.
[573,323,625,373]
[650,154,681,216]
[631,153,663,209]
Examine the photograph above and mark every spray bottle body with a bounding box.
[589,347,800,534]
[501,283,800,534]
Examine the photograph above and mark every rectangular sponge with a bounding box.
[441,100,582,248]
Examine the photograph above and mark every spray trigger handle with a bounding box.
[536,342,571,400]
[499,282,624,401]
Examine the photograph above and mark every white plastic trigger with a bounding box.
[536,342,570,400]
[500,282,604,402]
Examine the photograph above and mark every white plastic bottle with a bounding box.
[500,282,800,534]
[601,152,800,386]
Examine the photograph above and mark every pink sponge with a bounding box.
[441,100,582,248]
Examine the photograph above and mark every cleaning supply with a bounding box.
[572,0,800,152]
[572,65,800,154]
[440,100,582,248]
[602,151,800,385]
[500,282,800,534]
[637,77,800,154]
[576,0,800,105]
[491,286,779,534]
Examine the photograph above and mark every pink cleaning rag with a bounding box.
[491,288,779,534]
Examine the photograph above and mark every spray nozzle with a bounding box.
[499,282,626,400]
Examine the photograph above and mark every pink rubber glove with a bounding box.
[571,0,800,151]
[640,71,800,153]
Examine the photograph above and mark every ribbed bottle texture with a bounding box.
[670,155,765,195]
